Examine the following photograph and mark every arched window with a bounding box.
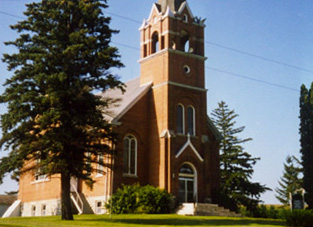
[152,32,159,54]
[123,135,137,175]
[183,14,188,23]
[187,106,195,136]
[184,40,190,52]
[177,104,184,134]
[171,40,176,50]
[181,31,190,52]
[178,163,197,203]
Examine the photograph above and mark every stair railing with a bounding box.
[70,183,84,214]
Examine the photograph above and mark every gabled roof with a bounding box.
[158,0,186,13]
[177,1,194,18]
[207,116,223,141]
[0,195,17,205]
[99,77,152,123]
[147,3,162,22]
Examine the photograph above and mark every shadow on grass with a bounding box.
[80,216,286,226]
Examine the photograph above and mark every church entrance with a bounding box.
[178,163,197,203]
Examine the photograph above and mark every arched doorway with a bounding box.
[178,163,197,203]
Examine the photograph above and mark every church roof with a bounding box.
[207,116,223,141]
[99,77,152,123]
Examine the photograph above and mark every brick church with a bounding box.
[4,0,221,217]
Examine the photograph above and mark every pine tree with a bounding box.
[211,101,269,213]
[0,0,123,220]
[299,83,313,209]
[275,155,303,205]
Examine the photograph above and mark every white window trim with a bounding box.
[33,157,49,183]
[123,135,137,177]
[31,204,36,216]
[179,162,198,203]
[41,204,46,216]
[183,14,188,23]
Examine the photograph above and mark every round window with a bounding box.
[183,65,191,74]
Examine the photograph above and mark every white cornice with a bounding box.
[152,81,207,92]
[138,48,207,64]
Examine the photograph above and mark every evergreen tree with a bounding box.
[299,83,313,209]
[275,155,303,205]
[211,101,269,213]
[0,0,123,220]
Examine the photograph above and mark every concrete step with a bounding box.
[195,203,241,217]
[176,203,241,217]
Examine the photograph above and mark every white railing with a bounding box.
[70,183,84,214]
[2,200,21,218]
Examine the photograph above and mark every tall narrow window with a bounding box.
[152,32,159,53]
[123,135,137,176]
[97,153,104,175]
[181,30,190,52]
[171,40,176,50]
[177,104,184,134]
[143,44,147,57]
[161,36,165,50]
[183,14,188,23]
[184,40,190,52]
[187,106,195,136]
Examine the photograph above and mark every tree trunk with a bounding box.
[61,172,74,220]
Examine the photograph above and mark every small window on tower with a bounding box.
[183,14,188,23]
[184,40,190,53]
[187,106,196,136]
[161,36,165,50]
[177,104,185,134]
[171,41,176,50]
[181,31,190,53]
[143,44,147,57]
[152,32,159,54]
[183,65,191,74]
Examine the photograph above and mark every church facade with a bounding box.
[8,0,221,217]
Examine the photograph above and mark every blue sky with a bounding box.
[0,0,312,204]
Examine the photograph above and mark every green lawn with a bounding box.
[0,214,286,227]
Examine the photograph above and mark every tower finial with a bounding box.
[157,0,186,13]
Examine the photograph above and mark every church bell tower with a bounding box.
[139,0,219,203]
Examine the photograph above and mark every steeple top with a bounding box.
[158,0,186,13]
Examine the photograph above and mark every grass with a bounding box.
[0,214,286,227]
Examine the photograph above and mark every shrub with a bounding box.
[284,209,313,227]
[240,204,288,219]
[105,184,174,214]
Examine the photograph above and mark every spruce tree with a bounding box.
[299,83,313,209]
[275,155,303,205]
[0,0,123,220]
[211,101,269,213]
